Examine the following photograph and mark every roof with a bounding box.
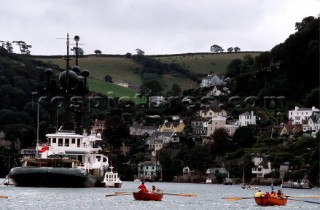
[240,111,253,116]
[138,161,160,167]
[206,167,228,174]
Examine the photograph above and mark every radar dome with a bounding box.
[59,70,78,88]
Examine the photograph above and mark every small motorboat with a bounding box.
[254,196,288,206]
[101,166,122,188]
[241,184,258,190]
[133,191,163,201]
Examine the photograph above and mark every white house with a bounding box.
[200,74,225,88]
[114,80,129,88]
[137,161,161,181]
[149,96,167,107]
[207,85,230,97]
[252,156,272,178]
[237,111,256,126]
[288,106,319,125]
[199,107,228,118]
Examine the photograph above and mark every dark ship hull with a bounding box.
[8,167,98,187]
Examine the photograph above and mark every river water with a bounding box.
[0,179,319,210]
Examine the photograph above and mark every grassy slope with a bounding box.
[88,78,142,102]
[36,52,261,96]
[153,52,261,74]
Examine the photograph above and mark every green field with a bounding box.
[153,52,261,74]
[88,79,138,98]
[36,52,261,96]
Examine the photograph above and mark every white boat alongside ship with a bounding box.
[101,166,122,188]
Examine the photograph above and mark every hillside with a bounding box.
[35,52,261,95]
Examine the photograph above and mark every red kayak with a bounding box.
[133,191,163,201]
[254,196,288,206]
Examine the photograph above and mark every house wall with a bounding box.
[289,106,319,125]
[238,111,256,126]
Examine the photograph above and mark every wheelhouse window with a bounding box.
[65,138,69,147]
[58,138,63,146]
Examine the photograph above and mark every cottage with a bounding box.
[199,106,228,118]
[137,161,162,181]
[252,156,272,178]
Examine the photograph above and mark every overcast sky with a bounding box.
[1,0,319,55]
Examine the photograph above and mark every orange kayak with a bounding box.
[133,191,163,201]
[254,196,288,206]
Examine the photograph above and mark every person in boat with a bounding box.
[138,181,148,193]
[264,192,271,197]
[254,190,263,197]
[277,190,285,198]
[270,191,277,197]
[152,185,156,192]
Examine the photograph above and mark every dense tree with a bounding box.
[226,59,242,78]
[140,80,163,96]
[104,75,113,83]
[13,41,32,54]
[234,46,240,52]
[210,127,233,154]
[158,149,183,181]
[136,48,145,56]
[177,146,215,173]
[232,126,255,148]
[5,42,13,53]
[304,87,319,107]
[295,16,315,31]
[71,47,84,56]
[227,47,234,52]
[210,44,224,53]
[94,49,102,56]
[171,83,181,96]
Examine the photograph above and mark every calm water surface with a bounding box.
[0,179,319,210]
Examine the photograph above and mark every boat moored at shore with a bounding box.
[282,179,312,189]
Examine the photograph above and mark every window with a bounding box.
[72,138,75,144]
[58,138,63,146]
[52,138,56,143]
[65,138,69,147]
